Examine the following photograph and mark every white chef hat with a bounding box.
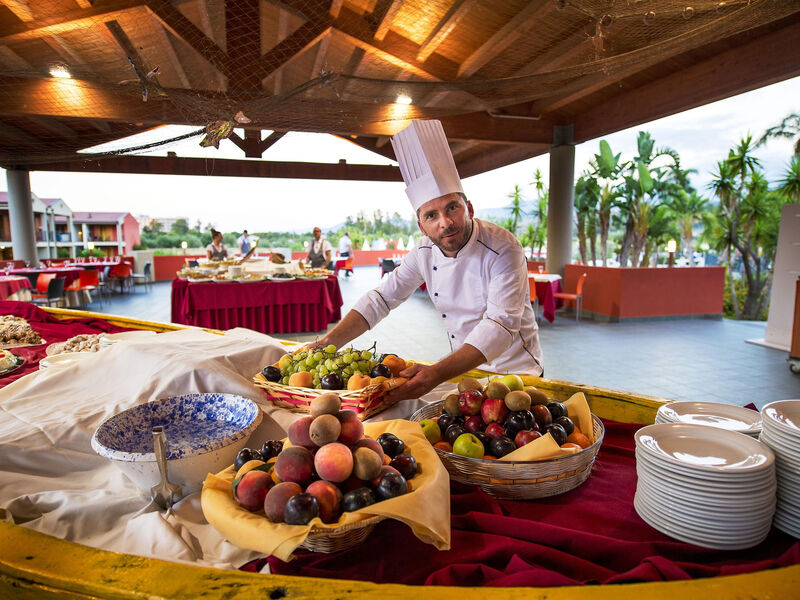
[391,119,464,213]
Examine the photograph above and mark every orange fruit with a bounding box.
[433,441,453,453]
[567,431,592,449]
[560,442,582,450]
[482,455,498,461]
[288,371,312,388]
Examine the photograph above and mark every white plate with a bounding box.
[267,275,296,282]
[761,400,800,435]
[39,352,93,369]
[635,447,775,485]
[657,402,762,434]
[99,331,157,346]
[758,431,800,463]
[635,475,776,516]
[635,423,774,473]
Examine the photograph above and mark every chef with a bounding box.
[315,119,543,401]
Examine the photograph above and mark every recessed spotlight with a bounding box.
[396,94,412,105]
[49,64,72,79]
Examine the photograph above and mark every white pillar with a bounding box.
[68,217,76,258]
[547,125,575,276]
[6,168,39,266]
[116,222,123,256]
[82,223,89,250]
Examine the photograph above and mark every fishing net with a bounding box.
[0,0,796,167]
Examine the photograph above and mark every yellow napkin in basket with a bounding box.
[498,392,593,461]
[201,419,451,561]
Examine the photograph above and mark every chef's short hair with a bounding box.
[416,192,469,219]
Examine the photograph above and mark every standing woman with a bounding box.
[206,229,229,260]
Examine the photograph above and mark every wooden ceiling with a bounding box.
[0,0,799,180]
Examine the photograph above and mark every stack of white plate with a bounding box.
[99,330,157,349]
[634,423,776,550]
[655,401,762,437]
[39,352,92,370]
[759,400,800,538]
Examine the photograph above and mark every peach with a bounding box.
[288,371,312,388]
[264,481,302,522]
[309,414,341,446]
[352,437,384,461]
[288,416,314,447]
[337,410,364,446]
[382,355,406,377]
[235,459,266,479]
[306,480,343,523]
[314,442,354,483]
[347,373,370,390]
[352,447,383,480]
[274,446,314,484]
[234,470,273,512]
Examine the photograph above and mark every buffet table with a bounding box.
[170,277,343,334]
[0,276,32,302]
[530,273,563,323]
[0,306,798,597]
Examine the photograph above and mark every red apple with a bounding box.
[458,389,483,416]
[530,404,553,430]
[485,422,505,439]
[463,415,485,433]
[480,397,508,424]
[515,429,542,447]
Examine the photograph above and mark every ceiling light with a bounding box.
[49,64,72,79]
[396,94,412,105]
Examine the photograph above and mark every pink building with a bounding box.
[70,212,141,257]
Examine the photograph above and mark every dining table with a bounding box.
[9,267,83,288]
[171,276,343,334]
[529,272,563,323]
[0,276,32,302]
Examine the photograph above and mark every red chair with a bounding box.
[528,276,540,322]
[79,269,103,306]
[32,273,56,300]
[553,272,588,321]
[109,263,132,293]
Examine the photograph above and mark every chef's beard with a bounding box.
[430,219,473,255]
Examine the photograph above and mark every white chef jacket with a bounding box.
[352,218,543,376]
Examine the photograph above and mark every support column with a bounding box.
[546,125,575,276]
[6,168,39,267]
[116,223,123,256]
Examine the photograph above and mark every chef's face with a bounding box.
[417,193,474,257]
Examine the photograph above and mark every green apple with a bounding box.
[498,374,524,392]
[419,419,441,445]
[452,433,484,459]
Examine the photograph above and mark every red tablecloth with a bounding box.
[534,278,563,323]
[171,277,343,334]
[256,419,799,586]
[0,276,32,301]
[0,301,130,388]
[9,267,82,288]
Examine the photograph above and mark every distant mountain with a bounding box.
[475,200,541,225]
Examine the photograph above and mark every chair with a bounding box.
[32,273,56,299]
[528,276,540,322]
[130,261,152,291]
[78,269,103,306]
[32,276,65,307]
[380,259,397,278]
[22,272,39,289]
[553,272,588,321]
[337,257,354,277]
[109,263,133,293]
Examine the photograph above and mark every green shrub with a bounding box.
[723,273,768,321]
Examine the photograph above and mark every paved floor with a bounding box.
[97,267,798,409]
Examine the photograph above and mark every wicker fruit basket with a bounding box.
[302,515,385,553]
[410,401,605,500]
[252,373,403,421]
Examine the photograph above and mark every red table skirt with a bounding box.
[535,279,563,323]
[0,277,32,301]
[171,277,343,334]
[0,301,130,388]
[257,419,799,586]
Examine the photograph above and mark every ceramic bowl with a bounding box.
[91,393,262,495]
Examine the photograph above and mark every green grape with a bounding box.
[318,366,328,376]
[360,350,371,360]
[281,376,289,384]
[342,353,354,364]
[334,358,344,368]
[342,367,353,376]
[352,369,362,376]
[324,344,337,354]
[306,356,317,367]
[358,360,369,372]
[313,351,324,362]
[297,360,307,370]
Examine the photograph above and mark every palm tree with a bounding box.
[758,113,800,156]
[574,175,599,264]
[506,185,524,235]
[597,184,617,266]
[727,134,762,193]
[670,190,708,264]
[777,155,800,204]
[530,170,548,258]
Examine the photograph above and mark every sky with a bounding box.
[2,76,798,235]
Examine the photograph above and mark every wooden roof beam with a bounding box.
[456,143,549,178]
[148,12,191,88]
[26,116,78,140]
[196,0,227,91]
[310,31,331,76]
[25,154,404,182]
[255,20,332,84]
[333,134,397,161]
[371,0,404,42]
[0,0,147,42]
[458,0,551,77]
[271,9,291,94]
[146,0,229,78]
[573,19,800,144]
[416,0,476,63]
[2,0,33,22]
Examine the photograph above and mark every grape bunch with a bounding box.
[269,345,384,390]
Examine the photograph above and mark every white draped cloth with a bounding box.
[0,328,443,569]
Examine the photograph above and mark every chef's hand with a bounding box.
[383,363,441,403]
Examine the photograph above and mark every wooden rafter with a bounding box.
[458,0,551,77]
[2,0,34,22]
[146,0,230,78]
[329,0,343,19]
[333,134,397,161]
[196,0,227,91]
[255,20,332,85]
[416,0,476,63]
[311,31,330,76]
[456,143,550,178]
[0,44,31,69]
[271,9,291,94]
[26,116,78,140]
[147,12,191,88]
[104,20,145,74]
[42,34,92,71]
[371,0,404,42]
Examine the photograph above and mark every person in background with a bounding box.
[314,119,543,403]
[308,227,333,269]
[237,230,252,255]
[206,229,228,261]
[338,232,352,258]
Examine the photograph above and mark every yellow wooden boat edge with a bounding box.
[0,520,797,600]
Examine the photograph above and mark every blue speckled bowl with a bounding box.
[91,393,262,495]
